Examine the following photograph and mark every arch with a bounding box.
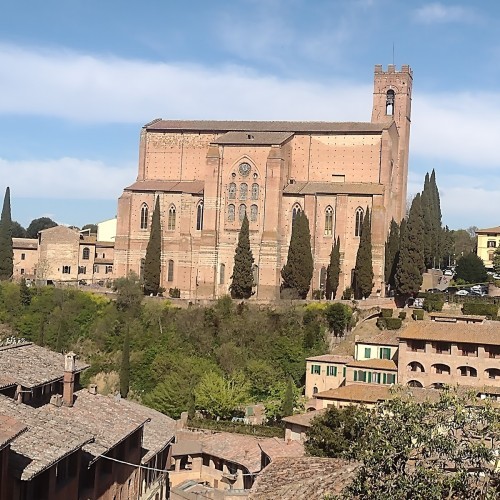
[458,366,477,377]
[431,363,450,375]
[239,204,246,222]
[252,264,259,285]
[167,205,176,231]
[320,266,327,291]
[82,247,90,260]
[240,183,248,200]
[325,206,333,236]
[228,182,236,199]
[355,207,364,237]
[250,204,258,222]
[485,368,500,380]
[219,263,225,285]
[313,386,318,395]
[140,203,149,229]
[430,382,445,389]
[386,89,395,116]
[228,204,235,222]
[407,380,423,388]
[196,201,204,231]
[167,260,174,282]
[292,203,302,223]
[407,361,425,373]
[251,183,259,200]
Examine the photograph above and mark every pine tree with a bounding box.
[0,187,13,281]
[120,327,130,398]
[325,236,341,300]
[395,194,425,298]
[281,211,314,299]
[143,196,162,296]
[384,219,400,289]
[353,208,374,299]
[229,213,255,299]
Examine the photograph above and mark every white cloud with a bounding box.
[413,3,476,24]
[0,157,135,200]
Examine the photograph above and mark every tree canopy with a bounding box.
[353,208,373,299]
[229,213,254,299]
[326,236,341,300]
[455,252,488,283]
[26,217,57,238]
[143,197,162,296]
[11,221,27,238]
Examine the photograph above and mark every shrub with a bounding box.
[169,287,181,298]
[412,309,424,320]
[312,289,324,300]
[462,302,498,318]
[376,318,386,330]
[423,295,444,312]
[380,308,393,318]
[342,287,353,300]
[385,317,402,330]
[398,311,406,320]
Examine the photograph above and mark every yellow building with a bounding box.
[476,226,500,269]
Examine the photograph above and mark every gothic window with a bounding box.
[228,204,235,222]
[239,204,247,222]
[386,89,395,116]
[228,183,236,199]
[167,260,174,282]
[250,204,258,222]
[325,206,333,236]
[292,203,302,223]
[240,183,248,200]
[196,201,204,231]
[219,263,225,285]
[355,207,364,237]
[82,247,90,260]
[320,267,327,290]
[251,183,259,200]
[140,203,148,229]
[252,264,259,285]
[167,205,176,231]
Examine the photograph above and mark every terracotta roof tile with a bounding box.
[315,384,391,403]
[12,238,38,250]
[359,330,399,346]
[124,180,204,194]
[347,359,397,371]
[476,226,500,234]
[430,312,485,322]
[283,181,384,196]
[306,354,353,364]
[0,415,27,450]
[258,437,304,461]
[282,409,326,427]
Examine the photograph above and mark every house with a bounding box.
[345,358,398,386]
[282,409,326,443]
[476,226,500,268]
[354,331,399,361]
[305,355,352,398]
[429,312,485,324]
[12,238,38,281]
[313,384,392,409]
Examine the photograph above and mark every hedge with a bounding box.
[412,309,424,320]
[187,418,284,438]
[423,296,444,312]
[398,311,407,320]
[380,308,393,318]
[377,317,402,330]
[462,302,498,318]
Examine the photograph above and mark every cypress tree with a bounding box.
[0,187,13,281]
[120,327,130,398]
[384,219,400,290]
[395,194,425,298]
[229,213,255,299]
[143,196,162,296]
[282,377,294,418]
[281,211,314,299]
[326,236,341,300]
[430,169,443,266]
[353,208,374,299]
[421,173,433,269]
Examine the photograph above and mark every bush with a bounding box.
[462,302,498,318]
[187,418,284,438]
[412,309,424,320]
[398,311,406,320]
[423,295,444,312]
[385,317,402,330]
[312,289,324,300]
[169,287,181,298]
[380,308,393,318]
[376,318,386,330]
[342,287,353,300]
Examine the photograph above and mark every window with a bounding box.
[229,183,236,199]
[94,264,99,273]
[140,203,149,229]
[434,342,451,355]
[459,343,477,357]
[325,206,333,236]
[354,370,367,382]
[250,204,258,222]
[355,207,364,237]
[20,268,25,275]
[386,89,395,116]
[408,340,426,352]
[486,345,500,359]
[240,183,248,200]
[387,373,396,384]
[228,204,235,222]
[458,366,477,377]
[319,267,327,291]
[364,347,372,358]
[292,204,302,223]
[251,183,259,200]
[380,348,391,360]
[239,204,246,222]
[78,266,86,274]
[310,364,321,375]
[252,264,259,285]
[408,380,423,388]
[486,368,500,380]
[432,364,450,375]
[82,247,90,260]
[196,201,204,230]
[62,266,71,274]
[21,253,25,260]
[408,362,424,373]
[105,265,113,274]
[487,240,496,248]
[219,263,225,285]
[167,205,176,231]
[327,365,337,376]
[167,260,174,282]
[313,386,318,394]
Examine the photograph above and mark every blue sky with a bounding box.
[1,0,500,230]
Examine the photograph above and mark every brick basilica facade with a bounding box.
[114,65,412,300]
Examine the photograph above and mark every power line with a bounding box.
[96,454,168,473]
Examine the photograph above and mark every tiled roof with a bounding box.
[430,312,485,321]
[476,226,500,234]
[347,359,397,371]
[359,330,399,346]
[397,321,500,345]
[0,394,92,480]
[96,241,115,248]
[146,120,389,134]
[0,343,89,389]
[249,457,359,499]
[306,354,353,364]
[315,384,391,403]
[12,238,38,250]
[94,258,113,265]
[258,437,304,461]
[283,182,384,196]
[124,180,204,194]
[0,414,26,450]
[282,409,326,428]
[213,131,294,145]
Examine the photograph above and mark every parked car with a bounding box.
[442,286,458,294]
[444,269,454,276]
[426,288,442,294]
[455,289,469,296]
[493,274,500,280]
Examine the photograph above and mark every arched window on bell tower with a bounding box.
[386,89,395,116]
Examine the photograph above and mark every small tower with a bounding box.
[63,352,76,407]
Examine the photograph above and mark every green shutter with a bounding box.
[354,370,358,382]
[333,366,338,376]
[364,347,371,358]
[367,372,372,383]
[383,373,387,384]
[343,366,346,377]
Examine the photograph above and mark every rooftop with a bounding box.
[358,330,399,346]
[0,343,88,389]
[476,226,500,234]
[258,437,304,461]
[283,182,384,196]
[124,180,204,194]
[397,321,500,346]
[249,457,359,499]
[0,414,26,450]
[213,131,294,146]
[306,354,353,364]
[281,409,326,428]
[347,359,397,371]
[429,312,485,322]
[12,238,38,250]
[315,384,391,403]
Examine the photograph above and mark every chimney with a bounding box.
[63,352,76,407]
[88,384,97,395]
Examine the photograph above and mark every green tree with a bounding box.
[325,236,341,300]
[11,221,27,238]
[143,197,162,296]
[281,377,295,417]
[229,213,254,299]
[324,303,352,337]
[395,194,425,299]
[19,278,31,306]
[353,208,373,299]
[384,218,400,289]
[26,217,57,238]
[0,187,13,281]
[81,223,98,234]
[421,172,433,269]
[455,253,488,284]
[281,211,314,299]
[120,327,130,398]
[113,272,143,314]
[493,247,500,274]
[194,371,250,420]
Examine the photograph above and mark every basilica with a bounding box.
[114,65,412,300]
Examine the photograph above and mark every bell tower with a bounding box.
[372,64,413,222]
